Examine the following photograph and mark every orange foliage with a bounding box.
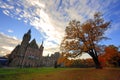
[99,45,120,67]
[58,54,95,67]
[57,54,73,67]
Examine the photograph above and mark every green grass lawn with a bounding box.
[0,67,64,74]
[0,67,69,80]
[0,67,120,80]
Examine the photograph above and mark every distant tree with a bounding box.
[99,45,120,67]
[57,53,73,67]
[60,12,110,69]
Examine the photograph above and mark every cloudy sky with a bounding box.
[0,0,120,58]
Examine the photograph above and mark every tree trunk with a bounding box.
[92,55,102,69]
[88,49,102,69]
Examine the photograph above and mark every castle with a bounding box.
[8,29,60,67]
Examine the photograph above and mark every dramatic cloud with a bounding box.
[0,0,120,57]
[0,32,21,56]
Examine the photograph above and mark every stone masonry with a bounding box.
[8,29,60,67]
[8,29,44,67]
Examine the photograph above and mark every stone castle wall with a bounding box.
[8,29,60,67]
[21,47,42,67]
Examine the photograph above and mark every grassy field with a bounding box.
[0,67,120,80]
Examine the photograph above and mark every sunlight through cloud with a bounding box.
[0,0,120,57]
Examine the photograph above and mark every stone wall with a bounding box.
[8,29,60,68]
[21,47,42,67]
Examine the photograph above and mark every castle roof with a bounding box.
[29,39,39,49]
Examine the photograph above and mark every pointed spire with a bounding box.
[27,29,31,34]
[21,29,31,44]
[39,40,44,56]
[41,40,44,45]
[39,40,44,48]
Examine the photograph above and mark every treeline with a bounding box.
[58,45,120,68]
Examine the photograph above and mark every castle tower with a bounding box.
[20,29,31,52]
[18,29,31,66]
[21,29,31,46]
[8,29,32,67]
[39,41,44,57]
[8,29,45,67]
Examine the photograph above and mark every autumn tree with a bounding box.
[60,12,110,69]
[57,53,73,67]
[99,45,120,67]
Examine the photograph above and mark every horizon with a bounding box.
[0,0,120,58]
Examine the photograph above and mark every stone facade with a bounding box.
[8,29,60,67]
[42,52,60,67]
[8,29,44,67]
